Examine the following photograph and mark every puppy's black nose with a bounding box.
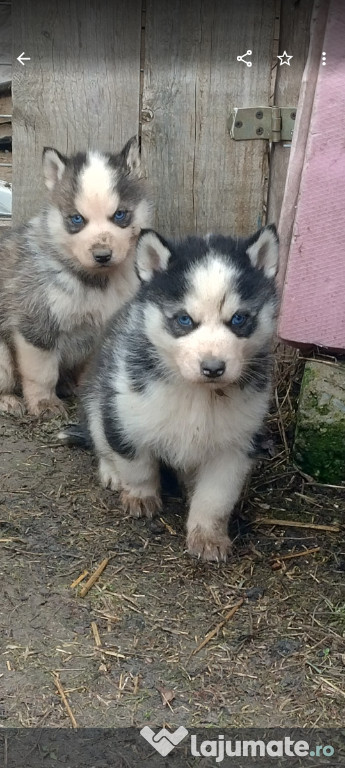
[201,358,226,378]
[92,248,112,264]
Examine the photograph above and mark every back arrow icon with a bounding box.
[17,52,31,66]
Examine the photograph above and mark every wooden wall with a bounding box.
[141,0,276,236]
[12,0,142,222]
[12,0,312,236]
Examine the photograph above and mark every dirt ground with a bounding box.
[0,349,344,730]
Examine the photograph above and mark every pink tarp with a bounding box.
[278,0,345,351]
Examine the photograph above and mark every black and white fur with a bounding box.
[61,226,279,561]
[0,137,150,417]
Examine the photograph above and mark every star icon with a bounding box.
[277,50,293,66]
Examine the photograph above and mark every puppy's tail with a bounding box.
[57,423,91,449]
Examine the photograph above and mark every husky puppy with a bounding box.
[60,225,279,561]
[0,137,150,417]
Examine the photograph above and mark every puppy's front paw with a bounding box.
[27,396,68,419]
[0,394,25,417]
[99,459,120,491]
[120,490,162,520]
[187,526,232,562]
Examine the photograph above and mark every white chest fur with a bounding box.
[116,378,270,470]
[48,268,139,331]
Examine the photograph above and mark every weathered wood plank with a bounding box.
[141,0,276,238]
[267,0,313,227]
[12,0,142,224]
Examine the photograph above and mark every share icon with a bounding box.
[237,50,252,67]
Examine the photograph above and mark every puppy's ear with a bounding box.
[120,136,140,175]
[246,224,279,278]
[42,147,67,191]
[136,229,172,282]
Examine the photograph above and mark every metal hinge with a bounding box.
[229,106,297,142]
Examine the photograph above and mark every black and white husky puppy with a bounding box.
[0,138,150,417]
[61,225,279,561]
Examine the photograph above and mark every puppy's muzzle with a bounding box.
[200,358,226,379]
[92,248,113,265]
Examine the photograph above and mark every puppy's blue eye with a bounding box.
[231,313,247,327]
[177,314,193,327]
[70,214,84,226]
[114,209,126,222]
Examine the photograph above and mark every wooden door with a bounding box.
[12,0,312,235]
